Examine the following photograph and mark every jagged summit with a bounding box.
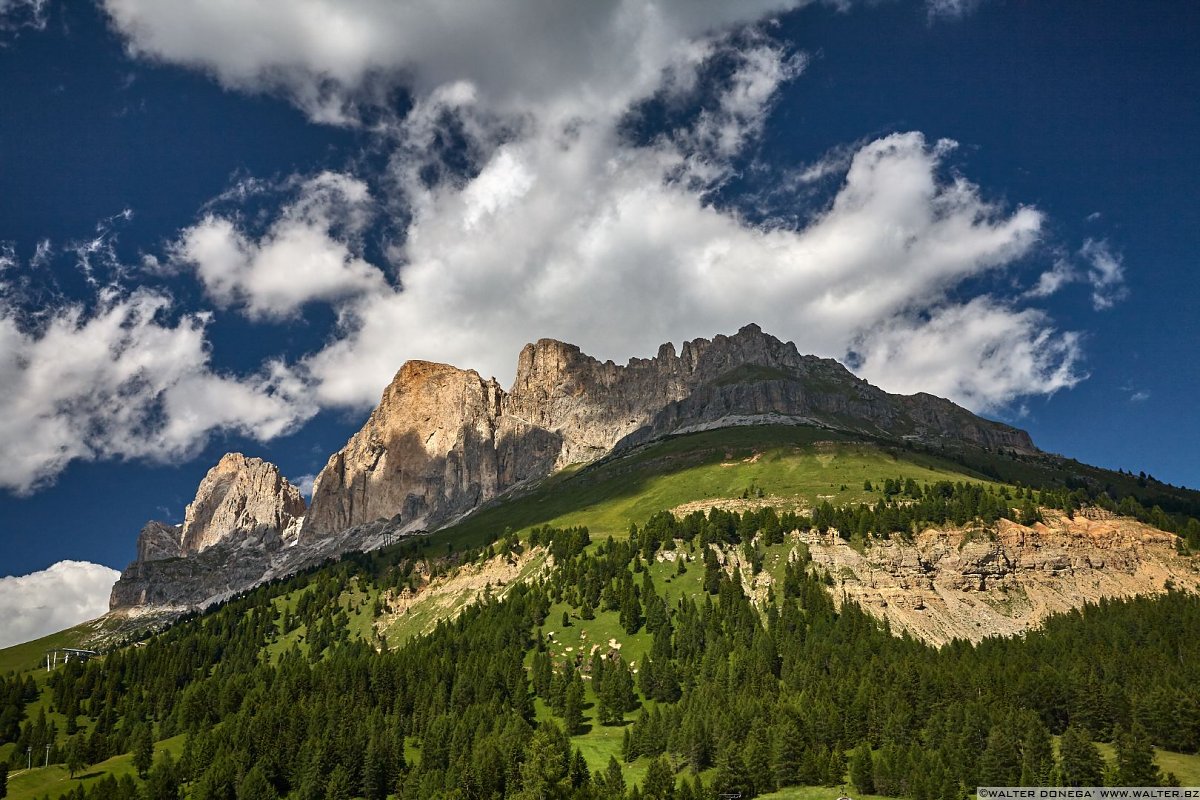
[109,453,306,608]
[110,323,1035,611]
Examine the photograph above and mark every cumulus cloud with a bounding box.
[1080,238,1127,310]
[305,127,1055,410]
[0,0,46,36]
[0,561,120,649]
[102,0,812,123]
[173,172,388,319]
[0,288,313,493]
[96,0,1085,433]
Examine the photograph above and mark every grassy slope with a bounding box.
[6,424,1200,798]
[436,425,998,550]
[5,734,185,800]
[0,626,94,677]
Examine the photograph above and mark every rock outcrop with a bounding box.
[302,324,1035,538]
[791,511,1200,645]
[110,453,306,608]
[134,521,183,563]
[180,453,306,553]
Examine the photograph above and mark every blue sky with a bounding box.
[0,0,1197,640]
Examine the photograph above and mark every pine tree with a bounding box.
[0,763,7,800]
[703,548,722,595]
[131,724,154,779]
[596,756,626,800]
[324,765,352,800]
[147,751,181,800]
[362,736,387,800]
[772,718,804,788]
[1114,724,1161,786]
[516,723,570,800]
[237,765,276,800]
[643,755,676,800]
[1019,715,1054,786]
[570,749,591,789]
[563,678,585,736]
[1059,725,1104,788]
[979,722,1022,787]
[64,734,85,779]
[713,744,754,799]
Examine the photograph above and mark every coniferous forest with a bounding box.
[3,493,1200,800]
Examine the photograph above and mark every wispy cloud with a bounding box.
[1081,237,1127,310]
[0,0,47,39]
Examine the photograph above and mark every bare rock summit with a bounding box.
[109,453,306,608]
[301,323,1035,539]
[181,453,307,553]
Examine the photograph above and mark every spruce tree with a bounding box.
[64,734,85,779]
[131,724,154,779]
[713,744,754,799]
[596,756,625,799]
[563,678,585,736]
[147,751,181,800]
[1059,725,1105,787]
[979,723,1022,787]
[643,755,676,800]
[849,743,878,796]
[1114,724,1161,786]
[237,765,276,800]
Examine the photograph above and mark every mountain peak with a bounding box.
[180,453,306,555]
[111,324,1037,610]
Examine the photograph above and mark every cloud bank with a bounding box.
[0,561,119,649]
[0,1,1099,494]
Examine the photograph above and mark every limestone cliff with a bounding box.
[180,453,307,553]
[133,521,183,563]
[304,362,505,537]
[110,453,306,608]
[302,324,1035,538]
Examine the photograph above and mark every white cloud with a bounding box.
[292,473,317,498]
[926,0,983,20]
[1130,390,1150,403]
[1080,238,1126,310]
[0,561,120,649]
[0,242,16,272]
[850,298,1084,411]
[174,172,388,319]
[102,0,1084,427]
[1025,258,1077,299]
[0,0,46,35]
[0,288,313,494]
[102,0,812,124]
[304,126,1057,411]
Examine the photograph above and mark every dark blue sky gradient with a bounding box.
[1,1,1197,576]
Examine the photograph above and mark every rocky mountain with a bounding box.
[109,323,1036,611]
[302,324,1033,538]
[109,454,307,608]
